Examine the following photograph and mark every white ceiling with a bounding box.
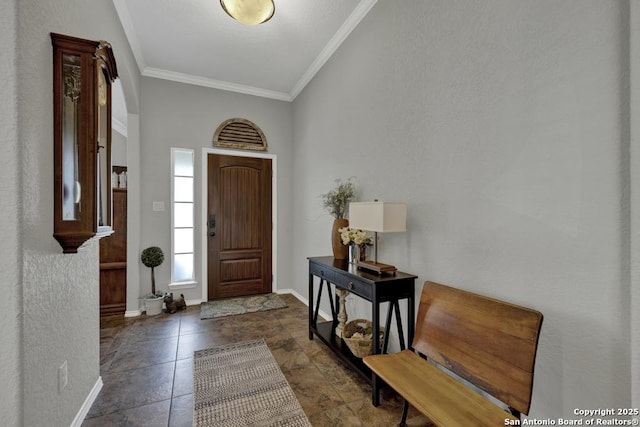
[113,0,377,102]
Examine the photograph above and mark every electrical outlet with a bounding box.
[152,201,165,212]
[59,360,68,392]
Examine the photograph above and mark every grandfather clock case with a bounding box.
[51,33,118,253]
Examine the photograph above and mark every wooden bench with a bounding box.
[363,281,543,426]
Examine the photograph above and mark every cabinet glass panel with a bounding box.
[97,68,111,227]
[62,54,81,221]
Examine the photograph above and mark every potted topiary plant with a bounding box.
[141,246,165,315]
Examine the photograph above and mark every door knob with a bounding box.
[208,214,216,237]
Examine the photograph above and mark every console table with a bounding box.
[308,256,417,406]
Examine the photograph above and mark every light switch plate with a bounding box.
[152,201,165,212]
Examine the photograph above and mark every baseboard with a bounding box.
[124,309,142,317]
[276,289,331,321]
[70,376,103,427]
[277,288,305,302]
[185,299,201,306]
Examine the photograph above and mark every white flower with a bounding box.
[338,227,372,246]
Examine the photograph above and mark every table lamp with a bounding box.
[348,201,406,274]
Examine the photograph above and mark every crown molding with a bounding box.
[289,0,378,100]
[142,67,293,102]
[112,117,128,138]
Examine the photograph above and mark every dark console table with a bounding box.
[308,256,417,406]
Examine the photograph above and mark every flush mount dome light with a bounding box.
[220,0,275,25]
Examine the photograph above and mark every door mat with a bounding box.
[200,293,287,319]
[193,339,311,427]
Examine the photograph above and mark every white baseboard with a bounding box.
[124,309,142,317]
[277,288,304,302]
[276,288,331,321]
[71,376,103,427]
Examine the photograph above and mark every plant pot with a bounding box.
[332,218,349,260]
[145,296,164,316]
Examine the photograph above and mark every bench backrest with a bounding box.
[412,281,543,415]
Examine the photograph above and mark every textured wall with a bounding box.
[17,0,139,425]
[630,1,640,415]
[293,0,631,419]
[22,244,101,426]
[0,0,23,425]
[139,77,293,303]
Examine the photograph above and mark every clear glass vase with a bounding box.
[349,243,366,264]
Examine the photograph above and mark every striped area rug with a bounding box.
[193,339,311,427]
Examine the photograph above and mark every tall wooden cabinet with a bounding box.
[100,184,127,316]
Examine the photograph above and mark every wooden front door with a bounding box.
[207,154,272,300]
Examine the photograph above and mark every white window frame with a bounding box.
[170,147,197,288]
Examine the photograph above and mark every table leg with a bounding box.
[308,273,314,340]
[327,282,337,321]
[372,300,380,406]
[313,279,323,325]
[394,301,406,351]
[382,302,393,354]
[335,289,349,337]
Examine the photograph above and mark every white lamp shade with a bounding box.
[220,0,275,25]
[348,202,407,233]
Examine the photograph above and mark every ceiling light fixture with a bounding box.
[220,0,275,25]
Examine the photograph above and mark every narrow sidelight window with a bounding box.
[171,148,195,284]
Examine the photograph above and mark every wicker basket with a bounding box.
[342,319,384,358]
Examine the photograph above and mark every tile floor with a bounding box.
[84,293,432,426]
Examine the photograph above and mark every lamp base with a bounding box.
[357,260,397,275]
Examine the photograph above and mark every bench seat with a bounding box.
[364,349,518,426]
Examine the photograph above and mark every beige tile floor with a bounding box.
[84,293,432,426]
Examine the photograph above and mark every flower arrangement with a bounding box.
[320,177,356,219]
[338,227,372,246]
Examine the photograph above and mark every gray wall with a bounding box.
[1,1,22,425]
[138,77,294,303]
[631,0,640,414]
[112,130,128,168]
[13,0,140,425]
[293,0,633,419]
